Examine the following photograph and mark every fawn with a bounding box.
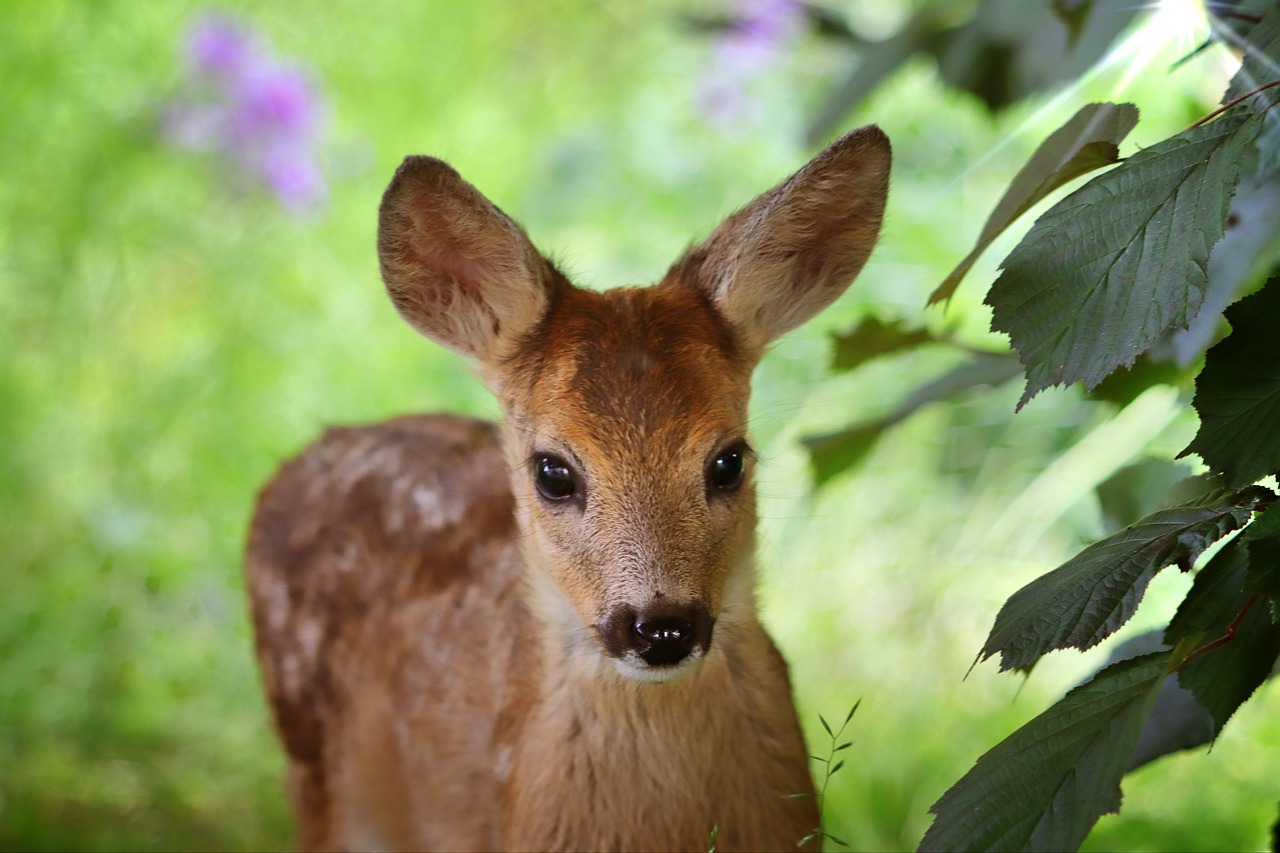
[246,125,890,851]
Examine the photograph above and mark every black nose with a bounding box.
[597,603,713,667]
[634,616,696,666]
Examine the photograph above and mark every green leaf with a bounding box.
[929,102,1138,305]
[980,487,1271,672]
[805,353,1020,485]
[1243,502,1280,602]
[830,317,934,373]
[1181,276,1280,487]
[919,652,1169,853]
[1094,459,1199,535]
[1178,598,1280,733]
[987,112,1258,410]
[1165,540,1253,648]
[1161,500,1280,732]
[1165,500,1280,731]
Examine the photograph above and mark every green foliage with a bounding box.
[804,0,1142,142]
[805,351,1020,486]
[919,653,1171,853]
[830,317,936,373]
[829,3,1280,850]
[929,102,1138,306]
[801,1,1280,849]
[990,111,1258,408]
[1181,278,1280,487]
[979,487,1272,672]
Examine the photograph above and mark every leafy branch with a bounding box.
[792,1,1280,850]
[909,4,1280,850]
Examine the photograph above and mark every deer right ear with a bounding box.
[377,156,560,366]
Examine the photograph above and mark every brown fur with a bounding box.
[247,126,890,851]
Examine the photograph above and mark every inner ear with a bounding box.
[377,156,565,366]
[672,125,891,354]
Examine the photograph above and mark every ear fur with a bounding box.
[675,125,891,355]
[377,156,561,366]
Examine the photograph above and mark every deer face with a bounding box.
[377,125,890,683]
[497,281,757,681]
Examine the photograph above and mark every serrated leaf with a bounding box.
[1178,600,1280,733]
[980,487,1270,672]
[987,112,1258,410]
[1164,504,1280,732]
[1082,629,1214,773]
[919,652,1169,853]
[1165,539,1253,647]
[830,317,935,372]
[1181,276,1280,487]
[1128,667,1216,772]
[805,353,1021,485]
[929,102,1138,305]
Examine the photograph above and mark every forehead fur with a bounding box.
[499,277,753,446]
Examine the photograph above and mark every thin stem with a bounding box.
[1178,595,1259,667]
[1190,78,1280,129]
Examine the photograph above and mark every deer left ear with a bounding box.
[675,125,890,356]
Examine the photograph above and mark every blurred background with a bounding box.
[2,1,1276,850]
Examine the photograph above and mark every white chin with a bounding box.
[612,652,703,683]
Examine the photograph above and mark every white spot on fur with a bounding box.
[412,483,463,530]
[297,614,323,662]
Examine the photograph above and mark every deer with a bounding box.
[245,124,890,852]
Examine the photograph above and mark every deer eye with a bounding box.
[534,455,577,501]
[708,444,747,492]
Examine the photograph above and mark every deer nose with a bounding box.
[633,615,697,666]
[597,603,713,668]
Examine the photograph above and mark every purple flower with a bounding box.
[163,11,328,213]
[186,13,257,82]
[698,0,805,128]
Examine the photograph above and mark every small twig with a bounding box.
[1190,78,1280,129]
[1178,595,1259,667]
